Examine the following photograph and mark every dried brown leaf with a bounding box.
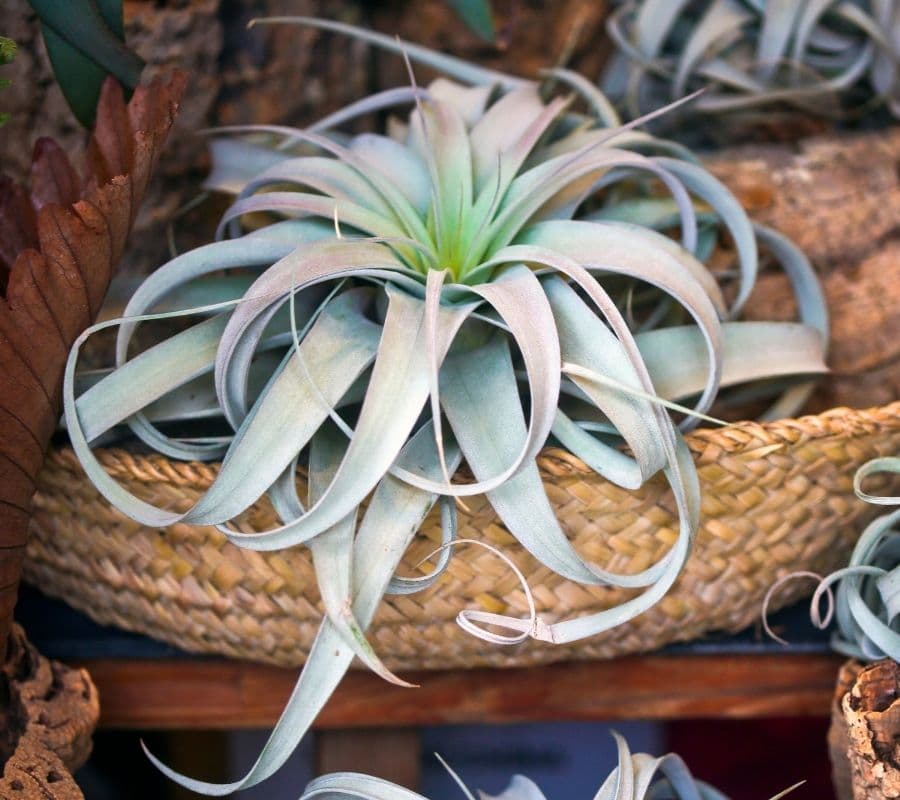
[0,72,186,651]
[30,138,81,211]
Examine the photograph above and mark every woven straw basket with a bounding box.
[24,401,900,670]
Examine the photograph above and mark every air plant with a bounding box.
[298,733,803,800]
[604,0,900,120]
[764,456,900,662]
[63,17,827,793]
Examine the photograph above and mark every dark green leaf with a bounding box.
[29,0,143,127]
[447,0,495,42]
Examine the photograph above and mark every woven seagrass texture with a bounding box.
[24,402,900,670]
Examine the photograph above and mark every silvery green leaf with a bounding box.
[249,16,525,90]
[146,424,458,794]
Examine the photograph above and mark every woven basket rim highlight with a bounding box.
[60,400,899,484]
[26,400,900,670]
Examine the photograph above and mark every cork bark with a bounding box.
[719,127,900,412]
[0,625,99,799]
[829,659,900,800]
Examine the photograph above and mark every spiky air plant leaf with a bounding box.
[765,457,900,662]
[63,19,828,793]
[297,733,804,800]
[604,0,900,119]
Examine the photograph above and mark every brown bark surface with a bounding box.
[829,659,900,800]
[829,660,864,800]
[718,127,900,412]
[709,127,900,269]
[0,625,99,799]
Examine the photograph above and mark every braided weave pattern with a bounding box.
[24,403,900,669]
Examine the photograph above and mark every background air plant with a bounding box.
[298,733,802,800]
[765,456,900,662]
[64,18,827,793]
[604,0,900,120]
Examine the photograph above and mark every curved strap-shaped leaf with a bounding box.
[205,138,292,195]
[146,424,457,794]
[484,148,698,262]
[217,283,475,551]
[350,133,432,216]
[751,223,829,422]
[504,230,724,421]
[541,67,622,127]
[115,237,298,366]
[386,497,458,595]
[236,156,401,224]
[650,157,756,317]
[408,96,473,270]
[208,124,434,253]
[393,265,560,498]
[544,277,665,488]
[191,289,380,523]
[249,16,525,90]
[213,239,411,426]
[635,320,827,401]
[307,424,413,687]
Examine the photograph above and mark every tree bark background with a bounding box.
[1,0,613,278]
[0,625,99,799]
[829,659,900,800]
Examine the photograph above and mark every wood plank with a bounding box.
[316,728,421,789]
[78,653,842,730]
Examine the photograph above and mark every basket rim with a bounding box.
[46,400,900,484]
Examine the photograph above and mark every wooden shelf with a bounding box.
[77,651,842,730]
[17,586,841,730]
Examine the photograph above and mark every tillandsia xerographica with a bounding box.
[604,0,900,120]
[764,456,900,661]
[297,733,803,800]
[64,18,828,793]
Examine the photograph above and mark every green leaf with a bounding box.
[30,0,144,127]
[447,0,496,42]
[0,36,13,127]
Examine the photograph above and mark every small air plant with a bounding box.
[298,733,803,800]
[764,456,900,662]
[604,0,900,120]
[64,18,827,793]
